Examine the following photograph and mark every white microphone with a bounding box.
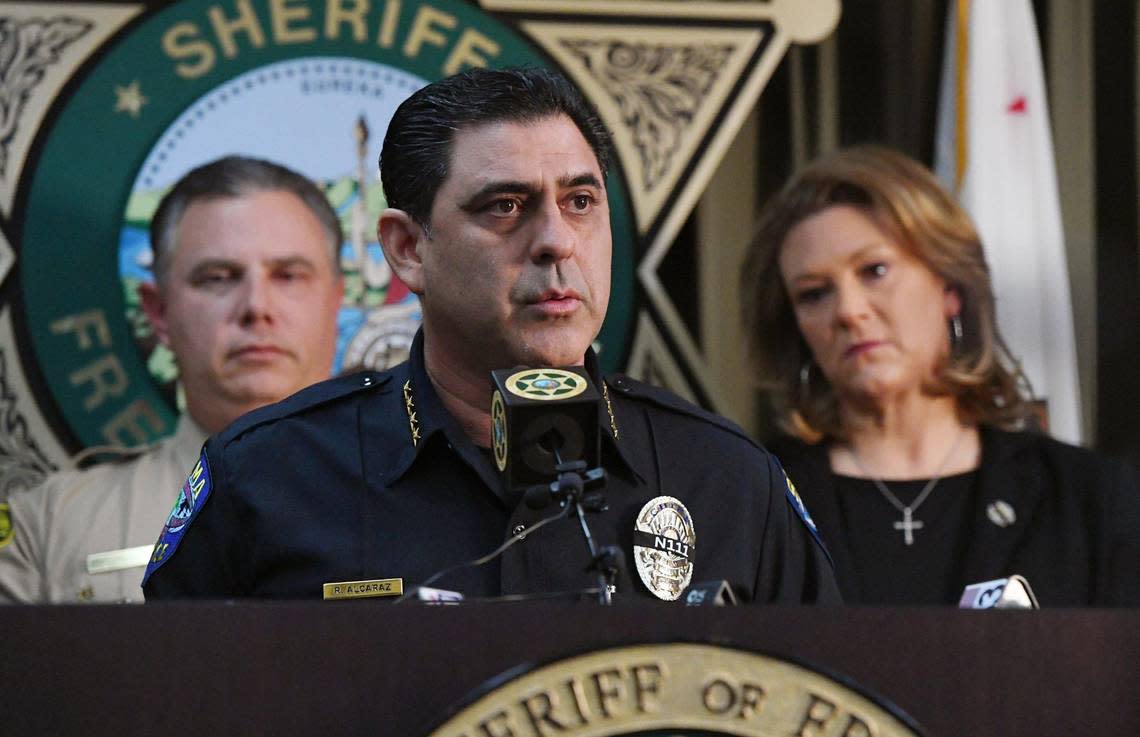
[958,574,1039,609]
[684,580,738,606]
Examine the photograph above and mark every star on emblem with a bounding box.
[114,80,147,118]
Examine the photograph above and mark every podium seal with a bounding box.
[426,643,924,737]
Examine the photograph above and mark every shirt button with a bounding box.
[512,524,527,540]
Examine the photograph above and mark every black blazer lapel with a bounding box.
[959,427,1046,587]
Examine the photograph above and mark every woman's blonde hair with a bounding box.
[741,144,1032,440]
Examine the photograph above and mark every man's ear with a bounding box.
[138,281,171,347]
[378,209,427,295]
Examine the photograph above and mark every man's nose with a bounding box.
[529,202,576,264]
[237,273,275,327]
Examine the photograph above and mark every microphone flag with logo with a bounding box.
[490,367,601,494]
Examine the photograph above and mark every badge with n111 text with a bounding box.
[633,496,696,601]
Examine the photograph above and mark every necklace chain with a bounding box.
[845,428,967,546]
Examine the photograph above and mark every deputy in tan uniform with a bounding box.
[0,156,344,602]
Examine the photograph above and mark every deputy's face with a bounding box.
[142,189,343,432]
[417,114,611,372]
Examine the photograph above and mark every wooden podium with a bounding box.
[4,602,1139,735]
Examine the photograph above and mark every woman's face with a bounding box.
[778,205,960,408]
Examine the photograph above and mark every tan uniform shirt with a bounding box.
[0,416,206,603]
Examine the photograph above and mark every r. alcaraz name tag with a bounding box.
[322,578,404,601]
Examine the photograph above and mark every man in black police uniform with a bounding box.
[143,67,839,604]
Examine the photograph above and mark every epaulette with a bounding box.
[215,370,391,447]
[602,373,760,449]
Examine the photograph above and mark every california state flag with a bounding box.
[934,0,1083,444]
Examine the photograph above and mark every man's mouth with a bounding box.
[230,345,288,361]
[529,290,582,316]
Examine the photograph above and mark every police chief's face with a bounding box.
[779,204,960,409]
[418,114,611,371]
[143,189,343,432]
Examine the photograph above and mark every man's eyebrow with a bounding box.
[186,256,318,277]
[187,258,243,277]
[458,172,604,212]
[559,173,603,189]
[265,255,318,270]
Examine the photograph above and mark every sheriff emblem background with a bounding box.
[0,1,838,491]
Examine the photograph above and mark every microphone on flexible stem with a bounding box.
[396,369,611,605]
[393,503,573,604]
[490,366,617,604]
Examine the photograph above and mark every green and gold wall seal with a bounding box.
[0,502,13,548]
[0,0,838,491]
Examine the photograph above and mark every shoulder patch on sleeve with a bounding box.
[604,373,757,445]
[782,470,818,534]
[778,466,833,566]
[142,450,213,585]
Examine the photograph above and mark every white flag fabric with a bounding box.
[934,0,1083,444]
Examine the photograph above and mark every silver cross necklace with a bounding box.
[845,428,967,546]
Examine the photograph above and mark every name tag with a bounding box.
[322,578,404,601]
[86,545,154,575]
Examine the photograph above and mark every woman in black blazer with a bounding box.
[742,145,1140,606]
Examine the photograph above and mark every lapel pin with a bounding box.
[986,500,1017,528]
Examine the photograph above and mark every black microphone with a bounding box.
[394,367,614,605]
[490,366,618,604]
[489,367,601,495]
[958,574,1039,609]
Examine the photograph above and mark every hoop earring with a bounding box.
[949,314,964,351]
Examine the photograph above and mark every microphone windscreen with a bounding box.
[490,367,601,494]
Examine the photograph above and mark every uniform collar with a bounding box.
[385,330,503,496]
[584,351,642,483]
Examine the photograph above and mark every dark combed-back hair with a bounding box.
[149,155,343,284]
[741,144,1033,441]
[379,66,614,227]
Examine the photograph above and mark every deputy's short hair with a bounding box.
[149,155,343,284]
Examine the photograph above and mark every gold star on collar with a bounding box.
[114,80,147,118]
[402,380,421,447]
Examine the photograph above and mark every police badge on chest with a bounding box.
[633,496,696,601]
